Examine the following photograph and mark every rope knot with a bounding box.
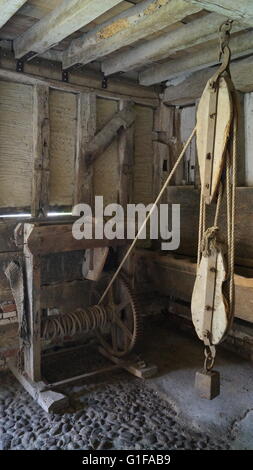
[201,226,220,257]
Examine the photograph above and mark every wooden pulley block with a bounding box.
[191,242,229,346]
[196,75,233,204]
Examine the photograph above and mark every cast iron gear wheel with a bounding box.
[90,271,142,358]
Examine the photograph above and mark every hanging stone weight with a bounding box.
[195,369,220,400]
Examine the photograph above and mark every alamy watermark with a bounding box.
[72,196,180,251]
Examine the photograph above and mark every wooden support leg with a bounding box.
[8,358,69,413]
[98,347,158,379]
[24,224,42,382]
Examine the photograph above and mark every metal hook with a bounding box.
[210,20,233,88]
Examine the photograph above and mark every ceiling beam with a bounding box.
[163,55,253,105]
[139,30,253,86]
[102,12,246,76]
[185,0,253,26]
[0,0,28,29]
[14,0,123,59]
[62,0,202,70]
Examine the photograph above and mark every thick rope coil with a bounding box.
[42,304,109,342]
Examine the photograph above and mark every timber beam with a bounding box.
[185,0,253,26]
[163,55,253,105]
[139,30,253,86]
[0,1,28,29]
[102,13,245,76]
[85,104,136,167]
[14,0,123,59]
[62,0,201,70]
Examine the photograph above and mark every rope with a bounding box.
[42,304,109,341]
[98,126,197,305]
[214,182,223,227]
[197,192,204,265]
[196,94,237,374]
[229,102,237,311]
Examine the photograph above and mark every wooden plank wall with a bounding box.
[48,89,77,207]
[134,105,154,205]
[0,80,156,213]
[93,97,119,207]
[0,81,33,209]
[153,96,253,268]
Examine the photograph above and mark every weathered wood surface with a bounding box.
[163,56,253,106]
[166,187,253,267]
[31,85,50,217]
[48,89,77,207]
[0,81,33,209]
[102,13,245,76]
[191,248,229,345]
[0,252,22,303]
[85,104,135,167]
[23,224,41,381]
[0,58,158,108]
[134,105,154,205]
[0,0,28,29]
[140,30,253,86]
[74,93,96,206]
[0,250,87,306]
[152,141,170,201]
[82,247,109,282]
[25,223,125,256]
[197,76,233,204]
[134,249,253,323]
[8,358,69,413]
[180,105,196,184]
[93,98,119,207]
[63,0,201,70]
[14,0,123,58]
[41,280,92,312]
[41,251,84,285]
[118,100,134,209]
[185,0,253,26]
[0,223,22,252]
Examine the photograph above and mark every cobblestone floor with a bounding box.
[0,365,229,451]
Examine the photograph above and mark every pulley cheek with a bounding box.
[192,20,237,399]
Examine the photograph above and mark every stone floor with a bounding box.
[0,369,228,451]
[0,314,252,451]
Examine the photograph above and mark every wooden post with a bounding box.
[23,224,41,382]
[180,105,196,185]
[31,85,50,217]
[118,100,135,209]
[74,92,96,207]
[152,141,170,202]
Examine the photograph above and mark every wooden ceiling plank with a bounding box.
[185,0,253,26]
[102,12,246,76]
[163,55,253,105]
[0,0,28,29]
[139,30,253,86]
[14,0,123,59]
[62,0,202,70]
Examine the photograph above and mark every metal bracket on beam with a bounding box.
[102,73,108,89]
[16,51,37,72]
[16,60,24,73]
[62,69,69,83]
